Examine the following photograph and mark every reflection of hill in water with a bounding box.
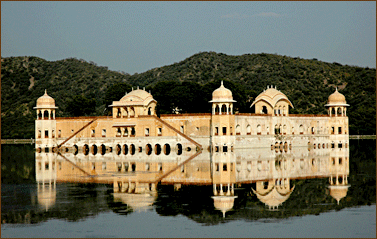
[1,183,112,224]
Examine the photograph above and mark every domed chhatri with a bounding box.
[34,89,58,120]
[250,85,294,116]
[35,90,57,109]
[110,86,157,117]
[325,87,349,117]
[209,81,236,115]
[119,87,154,105]
[210,81,236,103]
[326,88,349,106]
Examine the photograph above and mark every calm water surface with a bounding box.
[1,140,375,238]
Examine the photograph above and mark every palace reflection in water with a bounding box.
[35,140,350,218]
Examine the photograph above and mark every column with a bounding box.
[213,184,217,195]
[219,184,224,195]
[226,183,231,195]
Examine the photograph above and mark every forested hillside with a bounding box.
[1,52,375,138]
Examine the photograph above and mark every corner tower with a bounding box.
[209,81,236,152]
[34,90,58,150]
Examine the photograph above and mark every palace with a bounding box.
[34,82,349,154]
[34,83,350,214]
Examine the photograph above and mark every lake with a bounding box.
[1,139,375,238]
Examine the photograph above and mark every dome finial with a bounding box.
[221,80,224,87]
[336,86,338,92]
[44,89,47,95]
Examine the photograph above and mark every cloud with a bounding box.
[221,12,283,19]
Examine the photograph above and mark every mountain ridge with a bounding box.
[1,52,375,138]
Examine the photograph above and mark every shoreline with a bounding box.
[1,135,376,144]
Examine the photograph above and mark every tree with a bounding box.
[103,82,132,115]
[65,95,96,117]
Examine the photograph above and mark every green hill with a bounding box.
[1,52,375,138]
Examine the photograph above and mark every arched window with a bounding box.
[43,110,49,119]
[176,143,182,155]
[91,145,98,155]
[123,144,128,155]
[130,127,135,137]
[116,108,121,118]
[257,125,261,135]
[100,144,106,155]
[154,144,161,155]
[283,125,287,135]
[130,144,135,155]
[116,128,121,137]
[129,107,135,117]
[262,106,268,114]
[236,125,241,135]
[116,144,121,155]
[221,104,227,114]
[299,125,304,134]
[148,107,152,115]
[246,125,251,135]
[146,144,152,155]
[38,111,42,120]
[83,144,89,155]
[215,105,220,115]
[275,124,280,135]
[164,144,170,155]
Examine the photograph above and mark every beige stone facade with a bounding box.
[35,82,349,156]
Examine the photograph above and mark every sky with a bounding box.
[1,1,376,74]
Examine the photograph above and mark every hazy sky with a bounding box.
[2,1,376,74]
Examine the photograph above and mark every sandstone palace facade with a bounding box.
[34,82,349,155]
